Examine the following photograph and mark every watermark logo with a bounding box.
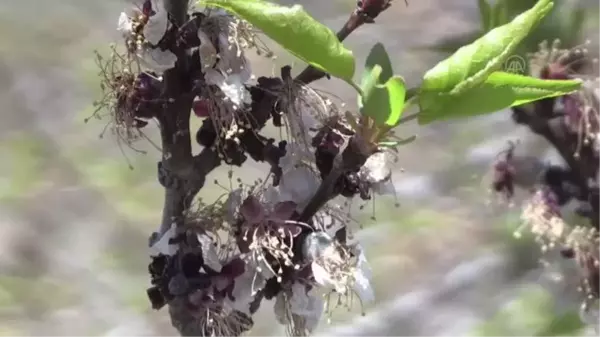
[503,55,527,74]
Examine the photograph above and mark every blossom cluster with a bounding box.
[490,39,600,324]
[102,1,401,335]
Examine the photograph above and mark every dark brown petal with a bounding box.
[240,196,265,223]
[271,201,298,221]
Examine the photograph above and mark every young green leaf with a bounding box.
[200,0,355,80]
[363,43,393,86]
[359,42,394,109]
[421,0,553,95]
[418,71,582,124]
[361,74,407,127]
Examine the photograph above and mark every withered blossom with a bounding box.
[303,232,374,306]
[117,0,177,73]
[359,151,396,196]
[196,10,253,108]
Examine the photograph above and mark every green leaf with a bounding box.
[358,43,405,126]
[421,0,554,95]
[363,43,393,86]
[359,43,393,108]
[200,0,355,80]
[361,65,382,105]
[418,71,581,124]
[361,74,407,126]
[478,0,492,31]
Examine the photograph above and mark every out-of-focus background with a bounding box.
[0,0,598,335]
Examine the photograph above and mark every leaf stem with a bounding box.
[348,79,364,97]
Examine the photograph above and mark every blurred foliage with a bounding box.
[471,285,586,336]
[423,0,595,58]
[65,145,163,225]
[0,275,78,313]
[0,134,49,203]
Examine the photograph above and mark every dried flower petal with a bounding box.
[117,12,133,35]
[142,3,169,45]
[192,98,211,118]
[271,201,298,222]
[140,48,177,73]
[240,196,265,224]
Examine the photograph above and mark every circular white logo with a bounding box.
[504,55,527,74]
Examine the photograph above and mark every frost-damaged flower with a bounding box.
[274,282,324,336]
[303,232,374,312]
[238,196,309,280]
[489,141,519,201]
[358,151,396,196]
[518,186,563,243]
[187,257,256,335]
[117,0,176,73]
[562,81,600,155]
[528,39,590,81]
[197,10,253,109]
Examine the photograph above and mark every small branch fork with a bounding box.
[151,0,396,335]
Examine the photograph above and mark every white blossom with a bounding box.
[359,151,396,196]
[142,5,169,45]
[198,10,253,108]
[117,12,133,35]
[116,0,176,73]
[149,223,179,257]
[305,232,375,305]
[197,234,222,272]
[360,151,392,183]
[205,70,252,108]
[139,49,177,73]
[348,245,375,304]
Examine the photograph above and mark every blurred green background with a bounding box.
[0,0,598,335]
